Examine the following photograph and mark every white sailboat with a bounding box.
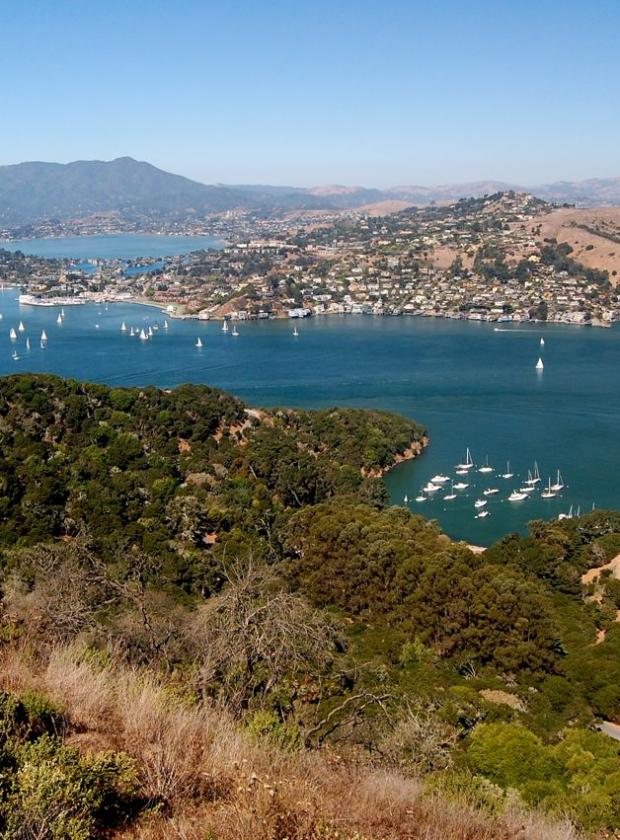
[40,330,47,342]
[550,469,564,492]
[415,491,426,502]
[558,505,573,521]
[456,447,474,471]
[18,321,25,332]
[130,327,135,336]
[11,350,19,361]
[121,322,127,332]
[195,337,203,348]
[9,328,17,340]
[524,463,541,485]
[139,328,148,341]
[541,477,556,499]
[148,326,153,337]
[478,456,494,474]
[57,314,63,325]
[403,494,408,504]
[293,326,299,337]
[25,337,30,350]
[536,357,544,370]
[61,308,65,316]
[232,325,239,336]
[540,337,545,347]
[163,320,169,329]
[443,483,457,501]
[500,461,513,479]
[508,490,528,501]
[222,320,229,333]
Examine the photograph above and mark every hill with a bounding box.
[1,374,620,836]
[3,158,620,229]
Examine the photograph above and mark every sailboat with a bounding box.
[415,491,426,502]
[536,357,544,370]
[121,322,127,332]
[11,350,19,361]
[456,447,474,471]
[550,469,564,492]
[222,320,229,332]
[139,329,148,341]
[130,327,135,336]
[558,505,573,521]
[443,483,457,501]
[18,321,25,332]
[540,337,545,347]
[508,490,528,502]
[541,477,556,499]
[232,325,239,336]
[40,330,47,342]
[57,314,63,325]
[403,494,408,504]
[163,320,169,330]
[500,461,513,479]
[148,326,153,337]
[293,326,299,337]
[195,337,203,348]
[478,456,494,474]
[25,337,30,350]
[524,463,541,485]
[9,328,17,340]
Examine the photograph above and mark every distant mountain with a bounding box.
[0,158,328,226]
[1,157,620,228]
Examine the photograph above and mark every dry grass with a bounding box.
[0,645,581,840]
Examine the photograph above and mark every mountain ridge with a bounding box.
[1,157,620,226]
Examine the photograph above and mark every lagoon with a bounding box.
[0,287,618,546]
[0,233,224,260]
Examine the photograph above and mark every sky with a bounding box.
[1,0,619,187]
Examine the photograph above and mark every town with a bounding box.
[2,191,619,327]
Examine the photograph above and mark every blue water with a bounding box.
[0,234,223,260]
[0,288,618,545]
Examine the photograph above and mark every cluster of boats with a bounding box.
[120,319,169,341]
[191,320,240,346]
[6,316,53,360]
[404,449,567,521]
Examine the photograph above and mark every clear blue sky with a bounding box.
[1,0,619,187]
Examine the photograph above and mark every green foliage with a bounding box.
[468,723,620,831]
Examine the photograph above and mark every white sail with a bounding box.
[25,337,30,350]
[293,326,299,337]
[232,325,239,336]
[196,337,203,348]
[130,327,135,336]
[222,321,229,332]
[57,314,63,324]
[163,320,169,329]
[540,337,545,347]
[40,330,48,341]
[121,322,127,331]
[551,469,564,492]
[139,329,148,341]
[9,328,17,340]
[148,326,153,337]
[536,357,544,370]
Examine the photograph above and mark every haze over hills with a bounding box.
[1,157,620,228]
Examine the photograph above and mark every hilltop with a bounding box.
[0,374,620,836]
